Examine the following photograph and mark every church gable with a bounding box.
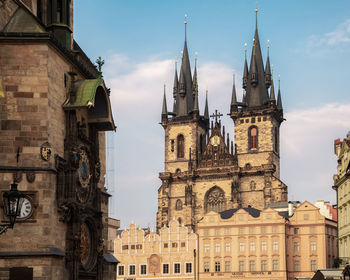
[198,118,236,168]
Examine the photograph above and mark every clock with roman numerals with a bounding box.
[18,197,33,219]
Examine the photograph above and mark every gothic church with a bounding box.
[157,17,287,232]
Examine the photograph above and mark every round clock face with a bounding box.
[210,135,221,146]
[80,223,92,268]
[77,149,91,203]
[18,197,32,219]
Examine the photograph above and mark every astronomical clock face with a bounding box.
[80,223,92,268]
[77,149,91,203]
[210,135,221,146]
[18,197,32,219]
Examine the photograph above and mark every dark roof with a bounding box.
[103,254,119,264]
[245,28,269,107]
[220,207,261,219]
[278,211,289,219]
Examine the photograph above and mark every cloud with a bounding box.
[282,103,350,203]
[104,54,348,228]
[306,18,350,50]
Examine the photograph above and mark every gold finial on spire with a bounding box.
[278,74,281,89]
[194,51,198,66]
[244,43,247,59]
[175,56,178,69]
[267,39,270,55]
[184,14,188,41]
[271,64,274,76]
[255,2,259,28]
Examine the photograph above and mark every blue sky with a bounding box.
[75,1,350,228]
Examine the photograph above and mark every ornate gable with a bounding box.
[198,120,237,168]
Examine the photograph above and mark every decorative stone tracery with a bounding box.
[205,187,226,213]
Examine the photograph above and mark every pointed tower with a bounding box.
[277,77,283,110]
[230,73,238,112]
[229,8,287,209]
[269,74,276,103]
[173,61,179,114]
[161,85,168,125]
[157,17,209,231]
[204,90,209,120]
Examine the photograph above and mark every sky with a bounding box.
[74,0,350,229]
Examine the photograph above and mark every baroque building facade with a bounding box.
[0,0,117,279]
[197,202,337,280]
[334,134,350,264]
[157,16,287,232]
[115,220,197,280]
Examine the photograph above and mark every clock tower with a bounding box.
[0,1,117,279]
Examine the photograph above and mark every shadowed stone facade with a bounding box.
[0,1,117,279]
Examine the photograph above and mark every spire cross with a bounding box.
[96,56,105,73]
[210,109,223,123]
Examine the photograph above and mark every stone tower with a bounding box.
[0,1,117,279]
[157,17,287,232]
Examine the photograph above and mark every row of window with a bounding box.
[122,244,143,250]
[122,241,188,251]
[204,240,279,253]
[293,260,318,272]
[203,260,280,272]
[202,226,281,236]
[293,241,317,251]
[118,263,193,276]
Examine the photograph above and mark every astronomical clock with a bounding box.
[55,77,115,279]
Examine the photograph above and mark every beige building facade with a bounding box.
[196,201,337,280]
[334,135,350,264]
[114,219,198,280]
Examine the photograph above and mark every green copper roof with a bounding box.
[63,79,102,108]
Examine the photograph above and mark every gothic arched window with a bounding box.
[205,187,226,213]
[175,199,183,211]
[177,134,184,158]
[248,126,258,150]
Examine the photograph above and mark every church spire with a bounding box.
[269,69,276,103]
[173,60,178,114]
[161,84,168,124]
[175,15,193,116]
[192,56,198,95]
[277,76,283,110]
[244,7,269,107]
[204,89,209,120]
[265,40,271,88]
[243,44,248,89]
[231,73,237,106]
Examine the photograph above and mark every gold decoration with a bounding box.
[80,223,91,266]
